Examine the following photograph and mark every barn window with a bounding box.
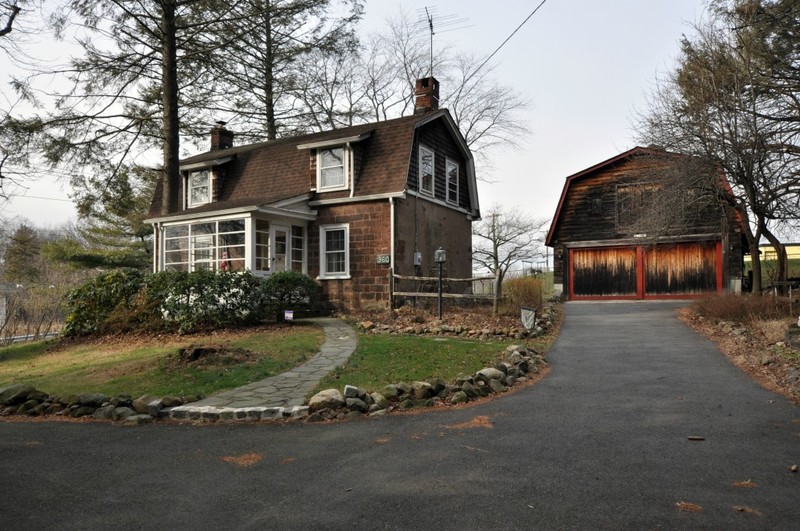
[616,183,661,228]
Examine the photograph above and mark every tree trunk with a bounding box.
[762,227,788,294]
[264,1,276,140]
[160,0,180,216]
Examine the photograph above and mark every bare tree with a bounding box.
[472,205,548,314]
[0,0,21,38]
[636,0,800,293]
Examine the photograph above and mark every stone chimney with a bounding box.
[210,121,234,151]
[414,77,439,114]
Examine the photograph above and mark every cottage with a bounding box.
[546,147,745,300]
[146,77,480,311]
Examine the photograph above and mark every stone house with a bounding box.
[546,146,745,300]
[146,77,481,311]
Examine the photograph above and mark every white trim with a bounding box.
[318,223,350,279]
[179,155,234,172]
[146,205,260,224]
[309,192,404,206]
[296,132,371,150]
[419,145,434,196]
[316,146,350,192]
[407,189,471,215]
[256,205,317,221]
[188,169,212,207]
[446,158,459,206]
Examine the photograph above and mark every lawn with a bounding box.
[311,332,554,396]
[0,323,324,398]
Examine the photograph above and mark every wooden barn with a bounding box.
[546,147,746,300]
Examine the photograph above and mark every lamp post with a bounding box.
[434,247,446,320]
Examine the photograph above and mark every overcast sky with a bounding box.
[3,0,708,228]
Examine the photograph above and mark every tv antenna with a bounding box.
[417,6,471,78]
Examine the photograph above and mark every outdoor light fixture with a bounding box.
[435,247,446,319]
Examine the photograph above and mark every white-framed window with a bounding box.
[317,146,349,191]
[163,218,245,272]
[319,224,349,279]
[446,158,459,205]
[419,145,434,196]
[188,170,211,206]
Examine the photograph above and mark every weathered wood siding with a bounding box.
[644,242,718,295]
[571,247,637,297]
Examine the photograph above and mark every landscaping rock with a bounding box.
[370,393,389,409]
[343,385,361,399]
[160,396,183,408]
[0,385,36,406]
[77,393,109,407]
[411,381,434,399]
[72,406,95,418]
[476,368,505,383]
[112,407,136,421]
[450,391,469,404]
[345,398,368,413]
[132,395,159,414]
[126,414,154,425]
[380,384,401,400]
[93,405,116,420]
[489,379,507,393]
[308,389,345,412]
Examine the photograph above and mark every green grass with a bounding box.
[311,333,553,396]
[0,323,324,398]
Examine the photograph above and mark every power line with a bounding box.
[470,0,549,82]
[11,194,72,203]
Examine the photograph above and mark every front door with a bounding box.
[272,225,289,273]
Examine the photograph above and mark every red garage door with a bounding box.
[570,242,722,300]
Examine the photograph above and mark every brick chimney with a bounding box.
[210,121,234,151]
[414,77,439,114]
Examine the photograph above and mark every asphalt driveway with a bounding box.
[1,302,797,530]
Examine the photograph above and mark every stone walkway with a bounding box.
[165,318,356,421]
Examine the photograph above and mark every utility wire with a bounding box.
[469,0,549,83]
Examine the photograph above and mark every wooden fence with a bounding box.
[389,269,496,309]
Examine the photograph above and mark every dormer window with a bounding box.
[318,146,349,191]
[419,145,434,196]
[189,170,211,206]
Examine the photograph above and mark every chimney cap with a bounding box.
[214,120,227,128]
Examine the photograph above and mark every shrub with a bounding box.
[63,269,145,337]
[692,293,795,323]
[499,276,543,316]
[159,270,270,334]
[260,270,320,320]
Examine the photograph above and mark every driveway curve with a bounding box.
[0,302,797,530]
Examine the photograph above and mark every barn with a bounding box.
[546,147,746,300]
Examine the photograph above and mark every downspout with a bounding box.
[389,197,396,271]
[152,223,160,273]
[348,142,355,198]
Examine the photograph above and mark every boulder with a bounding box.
[125,414,153,426]
[160,396,183,408]
[93,405,116,420]
[77,393,109,408]
[450,391,469,404]
[0,385,36,406]
[370,393,389,409]
[411,381,434,399]
[345,398,368,413]
[476,368,505,383]
[489,379,507,393]
[308,389,345,412]
[132,395,159,415]
[343,385,361,399]
[380,384,401,400]
[112,407,136,421]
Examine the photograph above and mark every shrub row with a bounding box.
[64,269,319,337]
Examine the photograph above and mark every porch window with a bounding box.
[317,146,349,191]
[419,145,434,196]
[446,158,459,205]
[319,224,349,279]
[255,219,271,271]
[188,170,211,206]
[163,218,245,272]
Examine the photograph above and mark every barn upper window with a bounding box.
[616,183,661,228]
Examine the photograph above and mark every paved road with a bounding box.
[1,302,797,530]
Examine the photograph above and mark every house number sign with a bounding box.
[376,255,390,264]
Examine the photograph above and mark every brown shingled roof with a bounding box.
[148,111,454,219]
